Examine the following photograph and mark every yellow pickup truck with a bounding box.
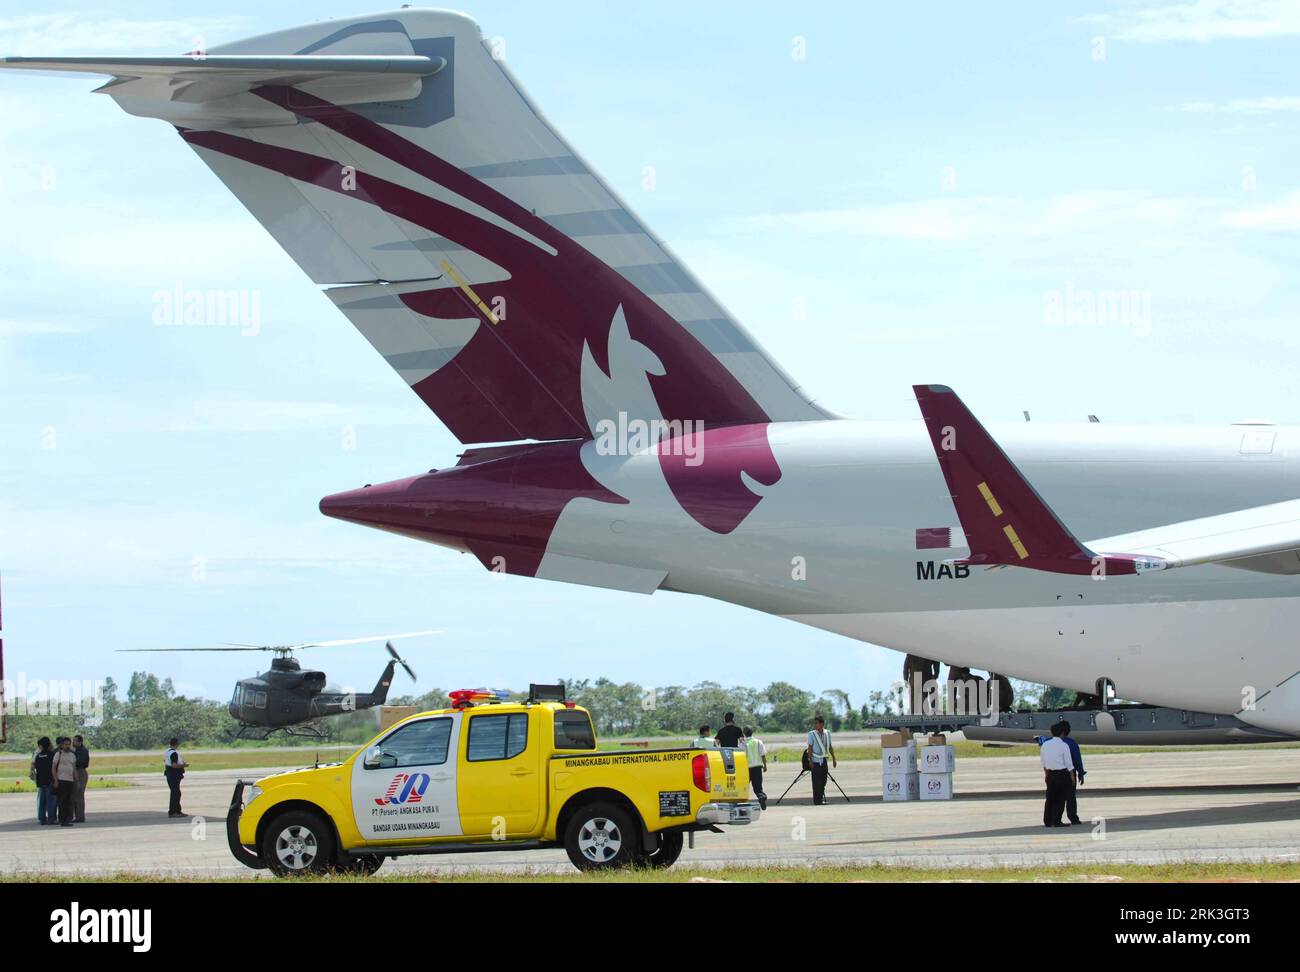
[226,686,760,875]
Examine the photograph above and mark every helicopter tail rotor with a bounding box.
[386,641,417,682]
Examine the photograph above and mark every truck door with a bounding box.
[458,709,541,838]
[350,713,463,842]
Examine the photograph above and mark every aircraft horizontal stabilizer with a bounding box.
[0,54,444,77]
[0,54,445,129]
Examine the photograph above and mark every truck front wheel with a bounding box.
[261,810,335,877]
[563,802,640,871]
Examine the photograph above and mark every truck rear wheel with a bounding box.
[563,802,639,871]
[261,809,335,877]
[644,830,685,869]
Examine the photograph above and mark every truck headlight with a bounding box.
[244,784,262,806]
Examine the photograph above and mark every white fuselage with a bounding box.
[536,420,1300,734]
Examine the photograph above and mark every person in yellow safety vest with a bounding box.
[691,725,715,748]
[742,726,768,809]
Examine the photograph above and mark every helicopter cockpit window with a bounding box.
[369,717,453,769]
[254,692,267,709]
[232,686,242,707]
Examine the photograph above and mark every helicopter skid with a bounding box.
[235,722,332,742]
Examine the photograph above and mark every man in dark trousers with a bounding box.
[163,738,187,817]
[1059,721,1086,825]
[31,737,56,824]
[1039,721,1075,827]
[51,737,78,827]
[805,714,836,805]
[714,712,744,749]
[72,734,90,823]
[743,726,768,810]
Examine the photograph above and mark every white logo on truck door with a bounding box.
[351,713,463,840]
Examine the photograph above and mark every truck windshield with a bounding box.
[554,710,596,749]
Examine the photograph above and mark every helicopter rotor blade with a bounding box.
[118,630,440,654]
[285,630,442,651]
[116,646,274,652]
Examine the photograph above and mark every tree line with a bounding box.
[1,670,1068,752]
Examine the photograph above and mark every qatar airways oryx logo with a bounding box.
[375,772,430,805]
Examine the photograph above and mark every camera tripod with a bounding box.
[775,758,851,805]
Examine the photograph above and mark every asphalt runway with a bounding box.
[2,748,1297,877]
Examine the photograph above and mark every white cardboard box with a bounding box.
[919,744,956,773]
[920,771,954,800]
[881,739,917,775]
[882,771,920,802]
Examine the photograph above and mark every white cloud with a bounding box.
[0,498,457,591]
[161,395,431,433]
[0,14,254,56]
[739,191,1224,242]
[1220,190,1300,230]
[1175,95,1300,113]
[32,219,294,285]
[1079,0,1300,43]
[0,319,91,336]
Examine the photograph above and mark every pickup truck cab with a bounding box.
[227,687,760,875]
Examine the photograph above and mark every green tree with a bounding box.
[99,676,124,721]
[566,678,645,735]
[126,672,174,707]
[763,681,813,732]
[824,688,859,730]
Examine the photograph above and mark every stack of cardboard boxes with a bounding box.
[880,730,956,802]
[880,728,918,801]
[919,733,955,800]
[378,705,419,731]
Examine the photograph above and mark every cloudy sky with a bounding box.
[1,1,1297,709]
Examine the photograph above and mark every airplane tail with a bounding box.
[913,384,1127,575]
[2,10,827,445]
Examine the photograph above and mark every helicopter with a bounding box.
[118,631,437,739]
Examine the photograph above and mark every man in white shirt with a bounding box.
[743,726,768,809]
[1039,722,1076,827]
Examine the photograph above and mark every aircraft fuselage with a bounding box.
[322,419,1300,734]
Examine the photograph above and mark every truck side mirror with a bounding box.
[363,746,383,769]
